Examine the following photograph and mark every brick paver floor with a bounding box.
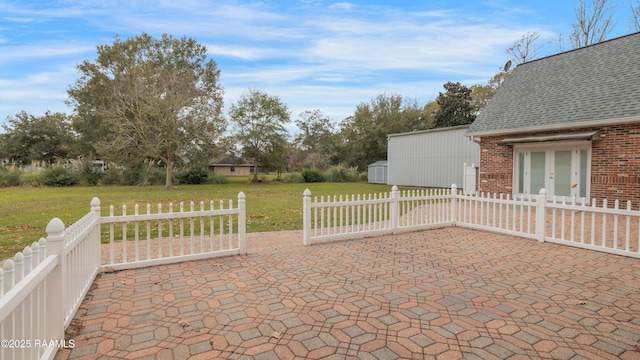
[54,227,640,359]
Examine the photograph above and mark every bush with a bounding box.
[101,166,124,185]
[358,172,368,182]
[78,161,104,186]
[41,166,79,187]
[323,165,350,182]
[301,169,325,183]
[123,164,165,186]
[0,167,21,187]
[147,167,166,185]
[282,172,304,183]
[176,166,209,185]
[207,173,228,184]
[19,169,43,187]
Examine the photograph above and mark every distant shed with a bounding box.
[208,155,252,176]
[387,125,479,188]
[367,161,388,184]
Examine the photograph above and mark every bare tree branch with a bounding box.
[506,31,541,64]
[570,0,616,48]
[632,0,640,31]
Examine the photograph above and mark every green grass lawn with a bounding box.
[0,177,394,260]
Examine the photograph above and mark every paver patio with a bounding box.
[54,227,640,359]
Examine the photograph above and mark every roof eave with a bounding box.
[465,115,640,138]
[388,125,470,139]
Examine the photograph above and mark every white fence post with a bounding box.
[45,218,65,343]
[91,197,101,268]
[238,192,246,255]
[451,184,458,223]
[536,188,547,242]
[303,189,312,245]
[391,186,399,233]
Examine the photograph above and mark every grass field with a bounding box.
[0,177,394,260]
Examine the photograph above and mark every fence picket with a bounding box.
[122,205,127,263]
[134,204,139,262]
[602,199,608,247]
[626,201,631,252]
[591,198,596,246]
[580,198,586,244]
[614,200,619,249]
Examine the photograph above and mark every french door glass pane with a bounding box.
[554,150,572,197]
[517,152,525,193]
[580,150,588,198]
[530,152,545,194]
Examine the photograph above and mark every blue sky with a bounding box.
[0,0,636,128]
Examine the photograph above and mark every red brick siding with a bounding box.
[478,136,514,195]
[479,123,640,203]
[590,124,640,203]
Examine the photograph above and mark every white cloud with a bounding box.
[207,45,278,61]
[0,43,93,61]
[0,0,577,124]
[2,17,36,23]
[330,3,355,11]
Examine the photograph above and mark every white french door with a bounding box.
[514,143,590,200]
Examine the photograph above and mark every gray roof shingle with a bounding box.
[466,32,640,136]
[208,155,250,166]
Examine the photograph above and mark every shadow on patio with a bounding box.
[55,227,640,359]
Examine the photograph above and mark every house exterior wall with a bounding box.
[591,123,640,202]
[388,126,480,188]
[477,136,514,195]
[478,123,640,203]
[209,166,252,176]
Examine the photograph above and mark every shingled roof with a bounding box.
[208,155,250,166]
[466,32,640,137]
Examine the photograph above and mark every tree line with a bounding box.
[0,32,492,188]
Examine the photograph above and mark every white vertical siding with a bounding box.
[367,161,387,184]
[387,126,479,188]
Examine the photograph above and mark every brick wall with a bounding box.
[590,124,640,203]
[478,123,640,203]
[478,136,514,195]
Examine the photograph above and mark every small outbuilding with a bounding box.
[387,125,479,188]
[368,161,388,184]
[208,155,252,176]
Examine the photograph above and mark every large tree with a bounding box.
[0,111,77,165]
[295,110,338,169]
[229,89,290,182]
[433,82,477,128]
[470,84,494,112]
[339,94,430,170]
[470,65,513,113]
[67,33,226,189]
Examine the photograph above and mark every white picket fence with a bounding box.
[302,187,455,244]
[303,185,640,259]
[0,198,101,360]
[0,193,246,360]
[102,194,246,271]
